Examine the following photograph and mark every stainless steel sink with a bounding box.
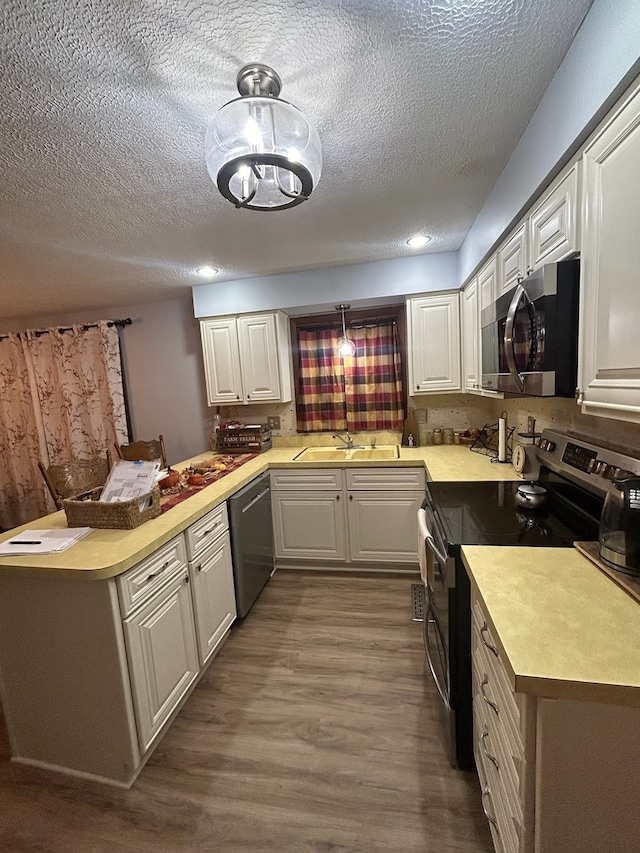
[293,445,400,461]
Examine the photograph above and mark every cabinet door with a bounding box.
[408,292,461,394]
[237,314,282,403]
[478,256,497,311]
[528,164,579,270]
[200,318,243,405]
[579,79,640,423]
[461,279,480,392]
[190,532,236,667]
[123,571,199,752]
[347,491,424,564]
[272,491,347,561]
[497,223,528,295]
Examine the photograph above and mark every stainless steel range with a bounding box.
[418,428,640,770]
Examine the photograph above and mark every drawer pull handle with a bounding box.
[202,523,219,536]
[481,729,500,770]
[146,560,171,582]
[481,675,499,715]
[480,623,499,657]
[481,787,499,831]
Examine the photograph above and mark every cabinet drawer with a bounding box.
[473,667,526,829]
[271,469,343,491]
[346,468,425,491]
[185,502,229,561]
[117,535,187,617]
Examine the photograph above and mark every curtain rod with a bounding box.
[0,317,132,342]
[296,318,398,332]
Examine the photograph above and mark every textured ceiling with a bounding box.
[0,0,593,321]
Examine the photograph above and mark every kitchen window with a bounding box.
[291,307,405,432]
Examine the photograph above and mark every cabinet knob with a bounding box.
[184,575,190,584]
[336,494,340,501]
[349,494,353,501]
[196,563,203,572]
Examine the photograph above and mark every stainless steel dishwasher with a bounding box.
[228,470,274,617]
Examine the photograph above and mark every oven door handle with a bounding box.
[424,601,450,709]
[425,533,449,572]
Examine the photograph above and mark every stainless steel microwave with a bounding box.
[481,259,580,397]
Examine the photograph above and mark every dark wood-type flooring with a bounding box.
[0,570,493,852]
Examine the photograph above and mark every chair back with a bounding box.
[118,435,167,469]
[39,453,112,510]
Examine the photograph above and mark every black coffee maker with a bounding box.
[599,471,640,574]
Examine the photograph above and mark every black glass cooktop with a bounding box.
[426,480,600,548]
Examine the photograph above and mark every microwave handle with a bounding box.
[504,284,526,392]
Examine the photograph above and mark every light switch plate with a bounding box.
[267,416,281,430]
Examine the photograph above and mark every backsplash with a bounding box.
[216,394,640,458]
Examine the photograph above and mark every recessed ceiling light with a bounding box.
[196,266,219,278]
[406,234,432,249]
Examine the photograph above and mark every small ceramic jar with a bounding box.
[432,429,443,445]
[443,428,454,445]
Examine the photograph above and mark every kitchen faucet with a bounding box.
[333,431,355,449]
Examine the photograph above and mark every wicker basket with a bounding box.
[63,485,161,529]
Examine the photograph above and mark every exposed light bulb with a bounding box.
[339,338,356,358]
[245,116,263,149]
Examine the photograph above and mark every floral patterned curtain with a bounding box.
[0,322,128,529]
[296,321,404,432]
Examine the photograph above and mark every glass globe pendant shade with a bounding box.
[336,303,356,358]
[205,65,322,211]
[338,336,357,358]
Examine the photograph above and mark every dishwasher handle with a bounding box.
[240,487,270,514]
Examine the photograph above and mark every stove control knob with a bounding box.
[538,439,556,452]
[587,458,600,474]
[600,463,614,479]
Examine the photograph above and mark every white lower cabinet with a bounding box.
[271,469,347,561]
[472,591,640,853]
[472,595,535,853]
[271,467,425,569]
[185,503,237,667]
[0,506,238,787]
[122,562,199,752]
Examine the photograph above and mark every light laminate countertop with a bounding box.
[0,444,520,580]
[463,545,640,708]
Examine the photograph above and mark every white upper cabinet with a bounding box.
[461,278,480,392]
[497,221,528,295]
[200,311,293,406]
[407,292,461,394]
[578,78,640,423]
[478,256,497,311]
[528,163,580,270]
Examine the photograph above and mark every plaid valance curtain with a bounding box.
[296,321,404,432]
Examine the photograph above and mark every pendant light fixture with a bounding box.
[205,63,322,211]
[336,304,356,358]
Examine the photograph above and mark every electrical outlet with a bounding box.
[267,416,281,431]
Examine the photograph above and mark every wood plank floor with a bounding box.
[0,570,493,853]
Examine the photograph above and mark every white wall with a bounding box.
[459,0,640,282]
[193,252,458,318]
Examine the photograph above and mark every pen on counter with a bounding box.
[9,540,41,545]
